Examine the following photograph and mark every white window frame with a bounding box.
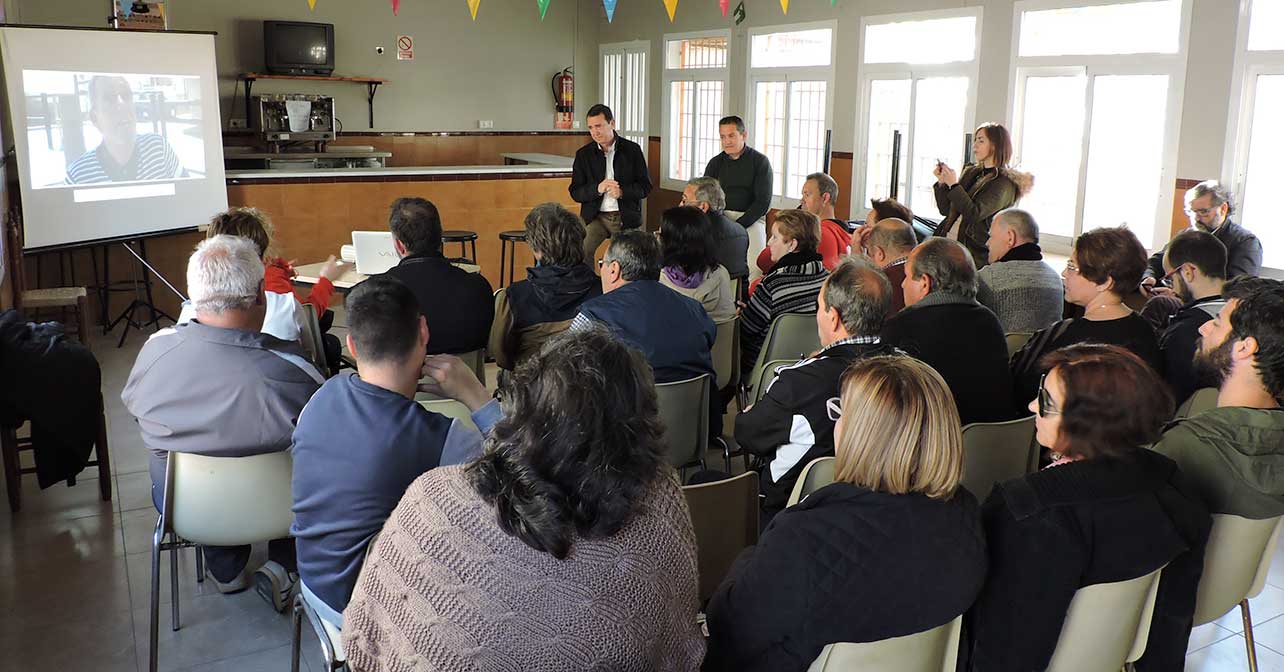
[745,20,837,208]
[600,40,651,147]
[852,7,982,220]
[1006,0,1194,254]
[661,29,731,191]
[1223,0,1284,277]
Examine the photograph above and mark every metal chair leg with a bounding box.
[1243,599,1259,672]
[195,545,204,583]
[149,517,164,672]
[291,595,304,672]
[170,533,181,631]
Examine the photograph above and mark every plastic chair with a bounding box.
[1192,515,1284,672]
[712,315,740,393]
[787,456,836,507]
[808,615,962,672]
[682,472,760,603]
[1005,332,1032,359]
[291,593,345,672]
[752,359,796,405]
[960,416,1036,501]
[149,451,295,672]
[295,303,329,378]
[656,374,711,472]
[743,313,820,405]
[418,398,478,431]
[1175,387,1219,420]
[1044,566,1165,672]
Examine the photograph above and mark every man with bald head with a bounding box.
[977,208,1063,333]
[65,75,185,184]
[881,238,1015,424]
[863,217,917,313]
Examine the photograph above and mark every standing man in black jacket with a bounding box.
[569,104,652,262]
[705,115,773,282]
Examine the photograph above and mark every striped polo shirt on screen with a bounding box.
[64,133,184,185]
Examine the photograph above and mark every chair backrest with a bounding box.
[655,374,711,469]
[754,359,796,404]
[682,472,760,603]
[415,348,486,402]
[1174,387,1219,420]
[1045,566,1165,671]
[787,456,837,507]
[418,398,478,432]
[753,313,821,379]
[295,303,329,378]
[712,315,740,391]
[959,416,1036,501]
[808,615,962,672]
[1005,332,1032,359]
[1193,514,1284,625]
[165,451,294,547]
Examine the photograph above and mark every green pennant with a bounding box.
[537,0,551,19]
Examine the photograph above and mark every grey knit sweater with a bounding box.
[976,259,1065,334]
[342,465,706,671]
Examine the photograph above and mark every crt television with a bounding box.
[263,21,335,76]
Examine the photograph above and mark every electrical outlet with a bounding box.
[478,120,494,129]
[229,118,248,130]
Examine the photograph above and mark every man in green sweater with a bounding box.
[704,115,773,281]
[1153,276,1284,519]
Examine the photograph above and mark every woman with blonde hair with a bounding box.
[703,355,986,672]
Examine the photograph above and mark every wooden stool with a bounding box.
[441,230,479,264]
[1,395,112,513]
[22,287,91,345]
[498,230,528,288]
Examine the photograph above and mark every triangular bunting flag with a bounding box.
[733,1,746,24]
[663,0,678,22]
[603,0,617,22]
[120,1,133,18]
[780,0,788,13]
[719,0,729,17]
[537,0,551,19]
[307,0,316,9]
[391,0,400,14]
[468,0,481,19]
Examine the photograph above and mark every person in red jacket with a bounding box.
[750,172,851,296]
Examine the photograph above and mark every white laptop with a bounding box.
[351,231,400,275]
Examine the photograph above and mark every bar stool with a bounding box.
[441,230,478,264]
[498,230,528,288]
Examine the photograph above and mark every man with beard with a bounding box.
[1158,230,1229,405]
[1142,181,1262,289]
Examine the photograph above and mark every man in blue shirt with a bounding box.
[290,275,498,628]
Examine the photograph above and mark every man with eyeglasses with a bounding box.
[682,177,749,281]
[1142,181,1262,296]
[735,257,898,522]
[1156,230,1229,405]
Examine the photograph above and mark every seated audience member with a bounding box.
[342,326,705,671]
[740,209,830,372]
[122,236,323,609]
[683,177,749,281]
[880,238,1014,425]
[1143,180,1263,289]
[753,173,851,276]
[1157,230,1229,404]
[862,217,917,313]
[864,196,914,230]
[976,208,1064,333]
[1012,226,1162,404]
[573,229,715,384]
[489,203,600,372]
[291,276,496,627]
[378,197,494,355]
[965,345,1210,671]
[659,206,736,321]
[735,258,898,519]
[706,356,986,672]
[176,207,346,369]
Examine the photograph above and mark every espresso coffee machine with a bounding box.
[252,94,336,151]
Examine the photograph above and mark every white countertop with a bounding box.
[225,163,573,180]
[501,152,574,167]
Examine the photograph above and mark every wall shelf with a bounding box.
[238,73,389,129]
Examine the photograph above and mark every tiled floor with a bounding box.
[1,294,1275,672]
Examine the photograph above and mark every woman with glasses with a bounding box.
[1011,226,1163,405]
[963,344,1209,671]
[658,206,736,320]
[704,355,986,672]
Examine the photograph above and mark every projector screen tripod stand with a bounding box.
[106,239,182,348]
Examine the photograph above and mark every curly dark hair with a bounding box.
[660,206,720,275]
[465,324,669,559]
[1039,344,1173,460]
[1223,276,1284,397]
[524,203,587,268]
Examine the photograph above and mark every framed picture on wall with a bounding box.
[113,1,168,31]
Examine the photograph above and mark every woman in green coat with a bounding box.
[933,122,1033,268]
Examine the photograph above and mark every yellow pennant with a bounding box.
[468,0,481,18]
[779,0,788,13]
[663,0,678,21]
[308,0,316,8]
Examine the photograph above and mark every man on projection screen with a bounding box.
[63,75,185,185]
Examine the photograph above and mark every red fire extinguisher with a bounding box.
[552,67,574,129]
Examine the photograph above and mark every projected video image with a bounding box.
[22,70,206,188]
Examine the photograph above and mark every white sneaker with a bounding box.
[253,561,297,613]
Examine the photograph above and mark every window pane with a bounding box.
[696,80,725,172]
[1240,75,1284,268]
[1249,0,1284,52]
[751,28,832,68]
[863,16,977,65]
[1019,1,1181,57]
[665,36,728,69]
[1081,75,1170,245]
[864,79,911,205]
[755,81,787,198]
[669,81,695,181]
[1016,75,1087,238]
[624,51,646,135]
[787,81,827,198]
[909,76,969,218]
[603,53,622,122]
